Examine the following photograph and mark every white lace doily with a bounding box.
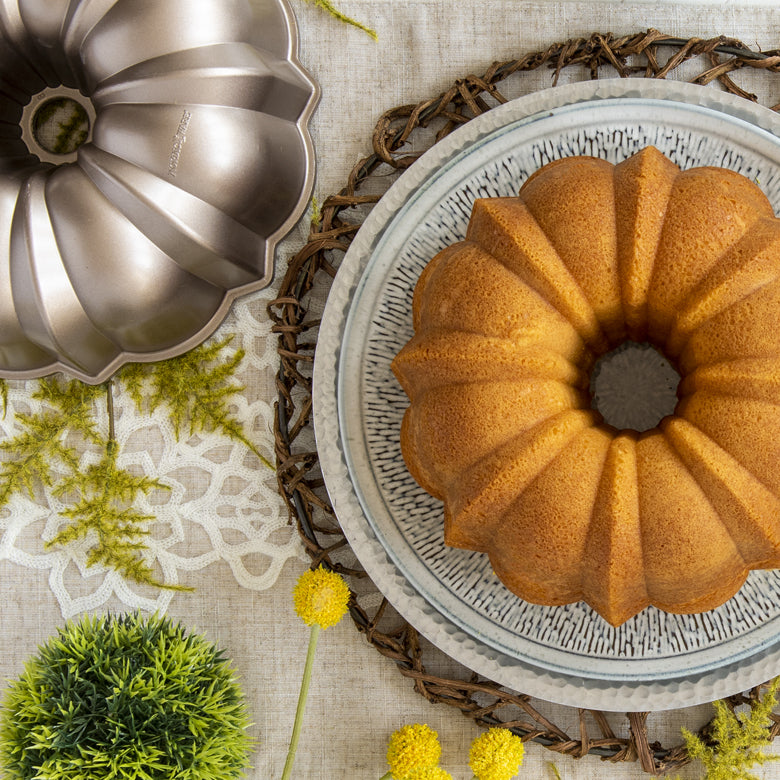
[0,283,303,618]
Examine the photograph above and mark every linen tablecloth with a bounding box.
[3,2,780,778]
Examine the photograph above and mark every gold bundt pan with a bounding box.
[0,0,318,383]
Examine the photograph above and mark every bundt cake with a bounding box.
[391,146,780,626]
[0,0,316,383]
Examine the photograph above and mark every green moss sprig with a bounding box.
[47,439,177,589]
[301,0,377,40]
[0,612,253,780]
[0,378,174,590]
[679,678,780,779]
[120,336,272,469]
[0,378,102,506]
[0,337,270,589]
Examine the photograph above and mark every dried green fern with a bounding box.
[679,679,780,779]
[0,378,102,506]
[0,337,269,590]
[47,440,183,590]
[120,336,272,469]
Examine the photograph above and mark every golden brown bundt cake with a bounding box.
[391,145,780,626]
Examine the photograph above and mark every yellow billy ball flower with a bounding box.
[293,565,350,629]
[386,723,442,780]
[469,727,525,780]
[407,767,453,780]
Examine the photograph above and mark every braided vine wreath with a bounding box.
[268,30,780,776]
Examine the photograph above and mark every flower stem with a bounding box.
[281,623,321,780]
[379,774,393,780]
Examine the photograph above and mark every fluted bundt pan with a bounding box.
[0,0,318,383]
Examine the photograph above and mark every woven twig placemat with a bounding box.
[269,30,780,776]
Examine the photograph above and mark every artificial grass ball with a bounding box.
[0,612,253,780]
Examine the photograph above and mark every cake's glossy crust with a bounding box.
[392,146,780,626]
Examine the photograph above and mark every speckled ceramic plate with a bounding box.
[313,79,780,711]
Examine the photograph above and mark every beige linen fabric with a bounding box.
[3,2,780,778]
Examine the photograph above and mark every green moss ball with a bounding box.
[0,612,252,780]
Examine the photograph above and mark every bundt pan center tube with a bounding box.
[393,146,780,627]
[0,0,318,384]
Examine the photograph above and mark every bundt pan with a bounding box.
[0,0,318,383]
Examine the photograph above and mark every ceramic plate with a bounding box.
[313,79,780,710]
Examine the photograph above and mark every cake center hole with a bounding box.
[590,342,680,432]
[32,97,90,155]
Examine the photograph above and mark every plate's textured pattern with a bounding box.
[0,0,317,383]
[315,79,780,710]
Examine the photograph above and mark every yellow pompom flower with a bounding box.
[406,768,453,780]
[384,723,442,780]
[293,565,351,628]
[281,566,351,780]
[469,727,525,780]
